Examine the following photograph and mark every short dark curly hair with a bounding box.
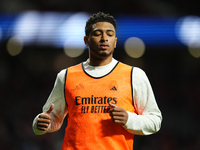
[85,12,117,36]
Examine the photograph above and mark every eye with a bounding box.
[107,31,114,36]
[93,31,101,36]
[107,34,113,37]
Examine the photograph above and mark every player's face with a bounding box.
[84,22,117,59]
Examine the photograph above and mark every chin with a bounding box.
[98,51,112,58]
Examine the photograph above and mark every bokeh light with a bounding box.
[63,37,85,58]
[188,47,200,58]
[175,16,200,48]
[36,12,62,46]
[124,37,145,58]
[57,12,89,57]
[7,36,23,56]
[13,11,41,44]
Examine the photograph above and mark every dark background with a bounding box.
[1,0,200,149]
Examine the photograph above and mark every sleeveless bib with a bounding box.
[62,62,136,150]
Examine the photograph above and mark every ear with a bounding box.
[114,37,117,48]
[84,36,89,46]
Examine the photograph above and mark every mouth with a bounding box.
[99,44,109,49]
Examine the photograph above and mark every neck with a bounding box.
[89,56,113,66]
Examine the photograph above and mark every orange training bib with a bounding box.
[62,62,136,150]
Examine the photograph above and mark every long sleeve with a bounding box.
[33,69,68,135]
[33,59,162,136]
[123,67,162,135]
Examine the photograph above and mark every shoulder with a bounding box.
[57,62,82,76]
[55,68,69,84]
[57,63,83,80]
[133,67,146,76]
[117,62,133,71]
[132,67,150,83]
[132,67,152,88]
[118,62,146,75]
[57,68,67,78]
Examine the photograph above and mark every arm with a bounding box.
[32,69,68,135]
[123,67,162,135]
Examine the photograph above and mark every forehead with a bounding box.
[92,22,115,32]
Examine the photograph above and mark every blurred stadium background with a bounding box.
[0,0,200,149]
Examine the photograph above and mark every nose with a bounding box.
[100,33,108,42]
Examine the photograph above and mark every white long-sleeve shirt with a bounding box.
[33,58,162,135]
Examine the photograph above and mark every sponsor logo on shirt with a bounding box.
[75,95,117,113]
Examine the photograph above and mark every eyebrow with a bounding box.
[93,29,115,33]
